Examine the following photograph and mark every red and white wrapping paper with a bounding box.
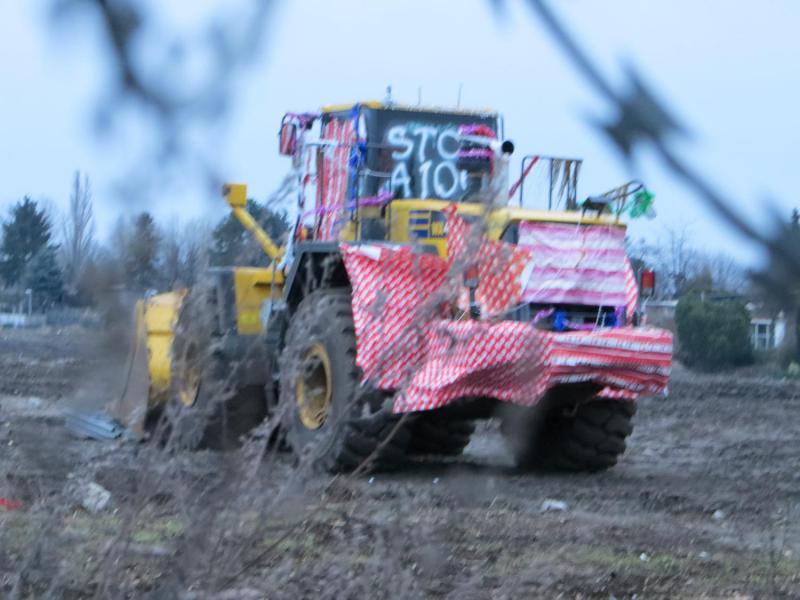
[518,221,630,308]
[393,321,550,412]
[394,322,671,412]
[316,118,353,241]
[340,209,672,414]
[341,244,450,390]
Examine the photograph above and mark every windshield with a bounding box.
[363,108,498,201]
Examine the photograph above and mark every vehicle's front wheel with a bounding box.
[279,289,409,472]
[167,288,267,450]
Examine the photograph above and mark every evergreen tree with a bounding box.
[0,197,52,287]
[23,246,64,310]
[124,212,161,290]
[676,294,753,369]
[210,199,289,266]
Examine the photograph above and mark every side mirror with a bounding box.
[278,121,297,156]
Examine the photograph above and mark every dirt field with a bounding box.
[1,327,799,598]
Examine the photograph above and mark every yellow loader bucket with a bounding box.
[109,291,185,438]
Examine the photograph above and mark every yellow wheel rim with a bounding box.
[178,366,201,407]
[177,343,201,407]
[295,342,332,430]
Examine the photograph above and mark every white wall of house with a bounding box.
[775,315,787,347]
[750,311,787,350]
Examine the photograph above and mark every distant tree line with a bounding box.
[0,171,289,313]
[626,224,749,300]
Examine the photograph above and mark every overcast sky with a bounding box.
[1,0,798,265]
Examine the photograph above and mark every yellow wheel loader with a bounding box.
[113,101,672,472]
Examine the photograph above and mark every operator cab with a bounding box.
[278,102,511,246]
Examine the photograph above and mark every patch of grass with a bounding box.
[473,538,800,595]
[743,553,800,585]
[571,546,693,573]
[131,516,184,545]
[0,511,38,554]
[262,526,327,563]
[64,511,122,537]
[569,544,800,592]
[483,546,549,577]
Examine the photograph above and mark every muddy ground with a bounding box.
[1,327,799,599]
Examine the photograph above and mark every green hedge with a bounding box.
[676,295,753,369]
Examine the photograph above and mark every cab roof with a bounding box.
[320,100,498,117]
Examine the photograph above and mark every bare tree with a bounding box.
[161,219,183,290]
[61,171,95,296]
[641,224,746,298]
[160,219,210,290]
[180,219,211,287]
[660,224,698,297]
[628,226,697,299]
[697,252,747,294]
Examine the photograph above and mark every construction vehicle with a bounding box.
[116,100,672,472]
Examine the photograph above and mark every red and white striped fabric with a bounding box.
[396,323,671,412]
[598,387,639,400]
[544,327,672,396]
[316,118,353,241]
[518,221,629,308]
[624,256,639,320]
[341,242,672,414]
[394,321,550,412]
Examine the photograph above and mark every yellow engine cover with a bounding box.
[233,266,284,335]
[384,199,625,257]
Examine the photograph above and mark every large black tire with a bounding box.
[280,289,409,473]
[503,399,635,472]
[407,414,475,456]
[169,355,268,450]
[167,288,267,450]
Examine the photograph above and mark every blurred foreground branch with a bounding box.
[516,0,800,304]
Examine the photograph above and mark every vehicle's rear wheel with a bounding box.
[407,414,475,456]
[280,289,409,473]
[502,398,635,472]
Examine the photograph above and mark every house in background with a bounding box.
[641,299,790,351]
[746,304,788,351]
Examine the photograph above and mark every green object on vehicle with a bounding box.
[629,188,656,219]
[629,189,655,219]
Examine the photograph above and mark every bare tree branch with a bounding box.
[60,171,96,296]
